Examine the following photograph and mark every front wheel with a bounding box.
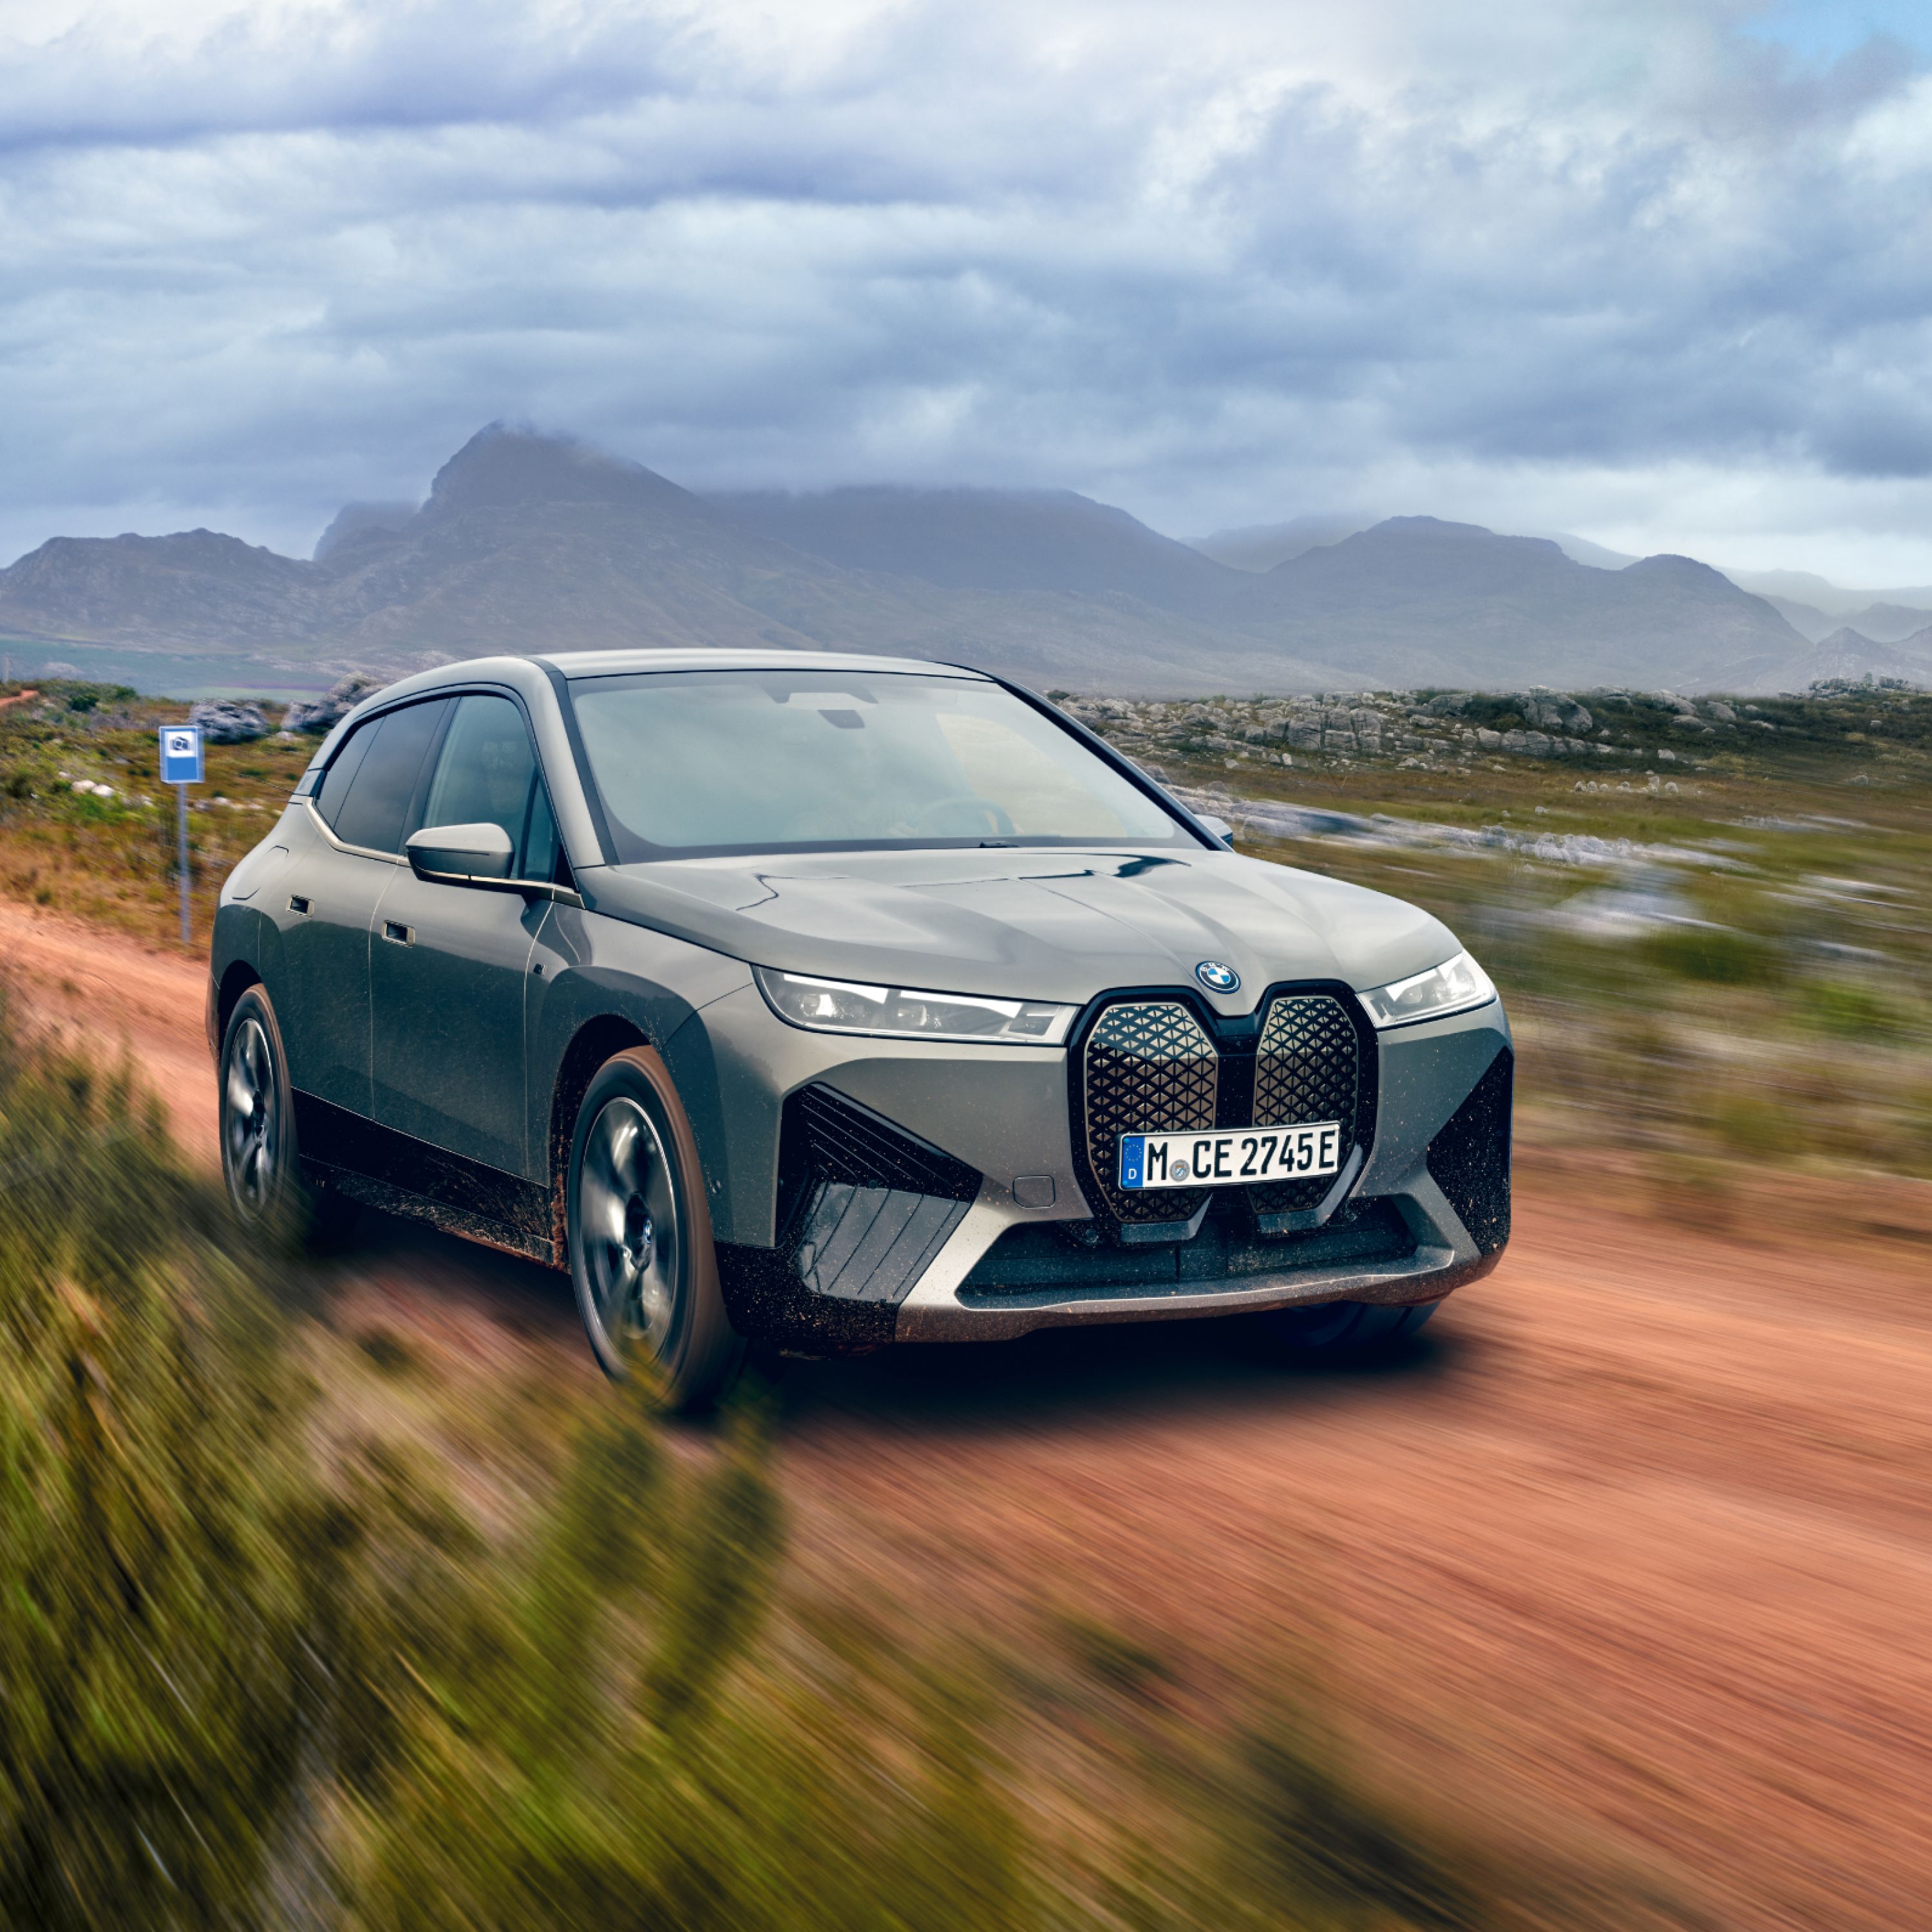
[1260,1299,1439,1352]
[567,1046,744,1410]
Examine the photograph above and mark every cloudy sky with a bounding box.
[5,0,1931,580]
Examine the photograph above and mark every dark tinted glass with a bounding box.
[421,695,542,869]
[522,776,561,882]
[314,719,376,831]
[330,700,448,854]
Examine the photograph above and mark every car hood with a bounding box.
[580,848,1461,1014]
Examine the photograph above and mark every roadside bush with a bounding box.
[1640,925,1780,986]
[1797,978,1909,1043]
[0,992,316,1929]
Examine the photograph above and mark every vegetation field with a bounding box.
[3,672,1927,1186]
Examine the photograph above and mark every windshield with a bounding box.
[566,669,1193,860]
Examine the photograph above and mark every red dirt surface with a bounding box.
[6,898,1930,1928]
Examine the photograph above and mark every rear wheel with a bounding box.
[218,984,357,1245]
[1260,1299,1439,1352]
[567,1046,744,1410]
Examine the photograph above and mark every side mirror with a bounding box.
[1198,814,1234,844]
[406,822,514,884]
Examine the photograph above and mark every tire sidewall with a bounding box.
[567,1046,737,1401]
[219,984,299,1234]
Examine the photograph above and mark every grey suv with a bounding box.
[209,651,1511,1405]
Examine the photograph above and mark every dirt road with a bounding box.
[6,895,1930,1928]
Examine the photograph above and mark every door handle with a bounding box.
[383,921,415,946]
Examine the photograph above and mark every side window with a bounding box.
[313,719,376,831]
[420,694,559,881]
[523,779,562,884]
[325,700,448,854]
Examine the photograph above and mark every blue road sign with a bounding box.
[159,723,204,785]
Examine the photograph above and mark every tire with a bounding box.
[218,984,359,1247]
[1260,1298,1439,1353]
[567,1046,745,1410]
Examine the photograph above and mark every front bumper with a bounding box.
[895,1156,1499,1343]
[685,983,1512,1350]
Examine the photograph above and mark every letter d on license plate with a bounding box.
[1119,1122,1342,1190]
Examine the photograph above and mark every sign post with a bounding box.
[158,724,204,947]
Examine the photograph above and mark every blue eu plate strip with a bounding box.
[1118,1135,1145,1189]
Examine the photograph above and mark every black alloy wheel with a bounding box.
[567,1046,744,1409]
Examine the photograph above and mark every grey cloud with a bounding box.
[2,1,1931,573]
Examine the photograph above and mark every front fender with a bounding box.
[525,904,752,1194]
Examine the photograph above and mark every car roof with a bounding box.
[532,649,992,680]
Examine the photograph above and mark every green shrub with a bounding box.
[1797,978,1906,1042]
[0,992,317,1929]
[1709,1092,1792,1161]
[1640,925,1779,986]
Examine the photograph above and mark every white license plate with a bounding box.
[1118,1123,1343,1191]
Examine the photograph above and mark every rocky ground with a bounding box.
[1057,678,1918,777]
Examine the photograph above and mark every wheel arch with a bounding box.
[213,958,264,1054]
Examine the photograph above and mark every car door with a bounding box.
[368,691,562,1182]
[279,697,449,1120]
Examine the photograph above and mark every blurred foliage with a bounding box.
[5,993,1641,1931]
[1638,926,1781,987]
[0,985,311,1928]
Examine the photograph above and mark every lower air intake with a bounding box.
[1425,1046,1512,1255]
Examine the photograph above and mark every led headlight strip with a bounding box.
[1357,950,1497,1029]
[755,968,1076,1045]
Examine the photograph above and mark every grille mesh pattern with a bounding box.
[1075,990,1366,1227]
[1247,994,1361,1215]
[1081,1001,1218,1223]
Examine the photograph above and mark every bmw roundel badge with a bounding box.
[1195,960,1241,994]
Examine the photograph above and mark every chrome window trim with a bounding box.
[303,795,406,866]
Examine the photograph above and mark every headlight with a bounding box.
[1358,950,1496,1029]
[754,968,1077,1045]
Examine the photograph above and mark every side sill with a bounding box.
[303,1161,557,1267]
[292,1090,558,1265]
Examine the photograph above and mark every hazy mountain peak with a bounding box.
[0,429,1835,694]
[706,478,1236,609]
[424,423,700,519]
[1345,518,1567,562]
[1624,553,1734,583]
[314,500,418,562]
[1186,513,1379,573]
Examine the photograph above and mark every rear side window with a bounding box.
[312,720,375,828]
[318,700,448,853]
[419,693,561,881]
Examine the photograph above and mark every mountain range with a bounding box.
[2,425,1927,696]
